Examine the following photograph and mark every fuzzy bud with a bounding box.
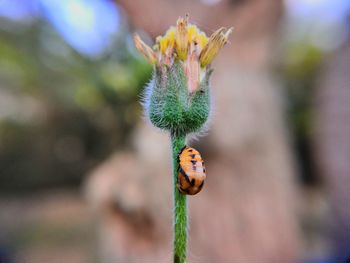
[134,16,232,136]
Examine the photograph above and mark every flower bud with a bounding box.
[134,16,232,136]
[146,61,211,136]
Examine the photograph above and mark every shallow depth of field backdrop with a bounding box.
[0,1,349,263]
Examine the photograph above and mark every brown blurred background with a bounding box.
[0,0,349,262]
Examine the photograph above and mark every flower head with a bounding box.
[134,16,232,93]
[134,16,232,136]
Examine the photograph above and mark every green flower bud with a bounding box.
[145,61,211,136]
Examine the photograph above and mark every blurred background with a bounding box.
[0,0,349,262]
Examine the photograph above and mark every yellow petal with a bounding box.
[158,36,168,54]
[187,24,199,43]
[165,27,176,49]
[157,27,176,54]
[196,32,209,50]
[133,34,157,64]
[199,27,233,67]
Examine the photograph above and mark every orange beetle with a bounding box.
[177,146,206,195]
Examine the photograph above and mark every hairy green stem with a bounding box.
[171,133,187,263]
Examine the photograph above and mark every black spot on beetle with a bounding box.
[180,145,187,153]
[191,179,195,186]
[178,146,187,160]
[179,167,191,183]
[191,160,197,165]
[188,149,193,152]
[190,154,196,158]
[180,187,190,194]
[198,181,204,191]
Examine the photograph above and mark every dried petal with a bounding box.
[133,34,157,64]
[175,17,189,61]
[199,27,233,67]
[184,43,200,93]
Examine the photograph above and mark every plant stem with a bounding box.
[171,133,187,263]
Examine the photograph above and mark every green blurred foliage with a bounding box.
[281,42,324,185]
[0,18,151,194]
